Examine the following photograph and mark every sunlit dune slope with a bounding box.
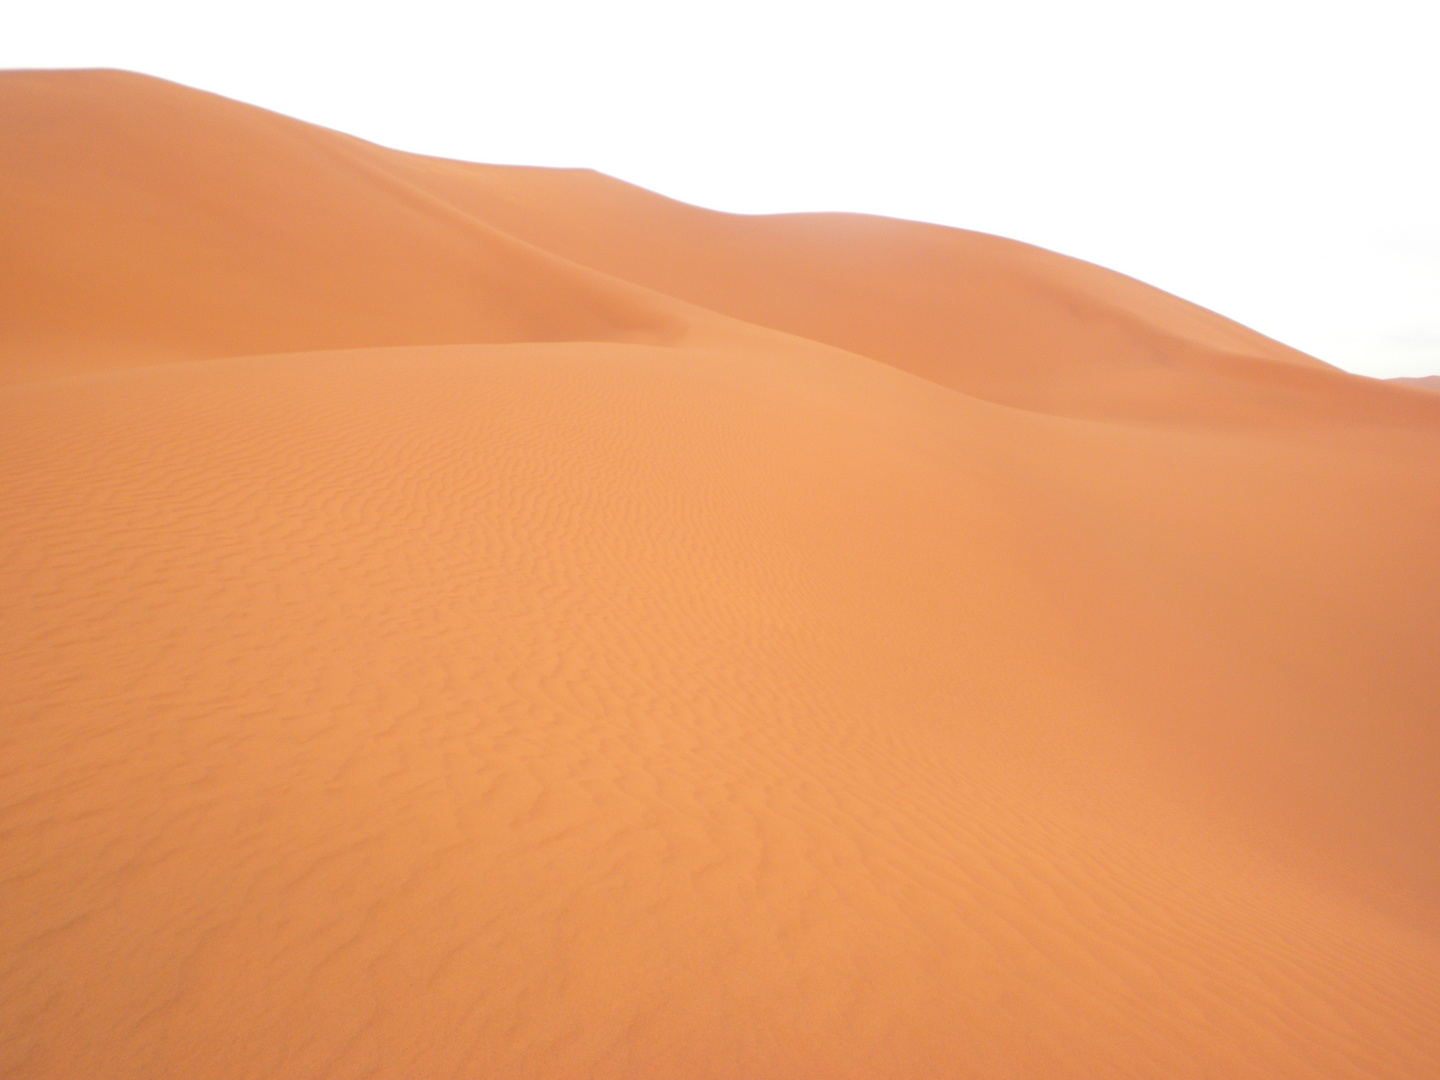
[2,69,1439,1079]
[0,70,705,379]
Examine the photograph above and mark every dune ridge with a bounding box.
[2,69,1438,1079]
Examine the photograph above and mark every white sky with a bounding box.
[7,0,1438,378]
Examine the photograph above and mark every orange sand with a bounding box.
[2,69,1438,1079]
[1394,376,1440,391]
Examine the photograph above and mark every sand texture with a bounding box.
[3,69,1439,1079]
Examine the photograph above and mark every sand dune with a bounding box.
[2,69,1438,1079]
[1394,375,1440,391]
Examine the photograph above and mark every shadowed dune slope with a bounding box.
[2,69,1439,1079]
[0,70,706,380]
[1394,375,1440,391]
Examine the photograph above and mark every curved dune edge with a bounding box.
[2,71,1439,1078]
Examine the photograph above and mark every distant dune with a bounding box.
[2,69,1438,1079]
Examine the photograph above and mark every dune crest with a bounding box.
[3,69,1438,1079]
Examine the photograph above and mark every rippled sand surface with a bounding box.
[3,69,1438,1079]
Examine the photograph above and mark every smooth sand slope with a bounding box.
[2,70,1438,1079]
[1394,376,1440,392]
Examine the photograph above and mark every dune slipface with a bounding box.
[2,69,1439,1079]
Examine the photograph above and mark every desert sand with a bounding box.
[2,69,1439,1079]
[1394,376,1440,391]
